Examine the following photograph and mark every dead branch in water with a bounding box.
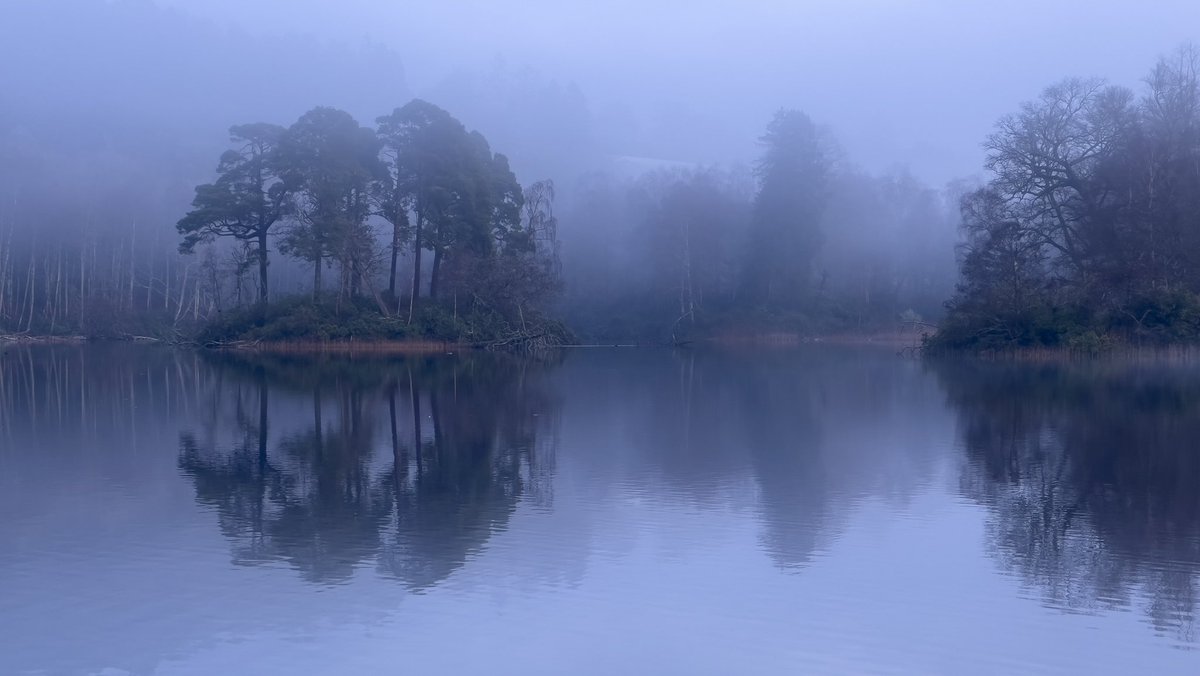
[476,328,566,353]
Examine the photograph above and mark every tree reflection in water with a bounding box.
[178,352,559,589]
[6,344,1198,646]
[934,358,1200,642]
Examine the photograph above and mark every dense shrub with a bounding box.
[195,293,573,347]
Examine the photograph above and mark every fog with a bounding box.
[157,0,1200,183]
[2,0,1199,342]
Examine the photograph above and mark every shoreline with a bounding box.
[706,329,931,347]
[8,332,1200,362]
[208,339,461,354]
[925,343,1200,362]
[0,334,89,345]
[0,329,933,352]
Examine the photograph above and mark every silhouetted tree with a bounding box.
[177,124,290,304]
[743,110,830,308]
[939,46,1200,348]
[428,131,523,301]
[375,100,470,320]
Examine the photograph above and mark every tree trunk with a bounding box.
[23,255,35,332]
[429,247,442,301]
[348,262,360,298]
[388,222,400,298]
[356,262,391,317]
[408,214,423,323]
[128,236,135,313]
[0,226,11,321]
[79,245,86,327]
[313,257,322,301]
[257,232,269,304]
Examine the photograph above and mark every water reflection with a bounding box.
[177,352,559,589]
[4,344,1200,674]
[0,344,943,583]
[934,358,1200,642]
[554,348,948,570]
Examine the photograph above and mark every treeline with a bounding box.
[1,102,957,345]
[0,225,185,336]
[562,115,958,342]
[0,1,965,345]
[935,46,1200,350]
[188,106,956,345]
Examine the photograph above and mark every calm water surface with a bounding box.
[1,345,1199,674]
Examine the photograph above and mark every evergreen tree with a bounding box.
[177,123,290,304]
[743,110,830,308]
[275,107,383,302]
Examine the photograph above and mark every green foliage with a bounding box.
[929,303,1094,351]
[196,293,573,347]
[928,291,1200,353]
[1106,291,1200,342]
[1065,330,1114,355]
[199,297,411,344]
[415,305,470,340]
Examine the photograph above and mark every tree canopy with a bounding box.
[275,107,384,304]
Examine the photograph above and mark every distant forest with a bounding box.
[4,2,1200,349]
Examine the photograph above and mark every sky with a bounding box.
[152,0,1200,185]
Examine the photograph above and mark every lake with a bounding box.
[1,345,1198,674]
